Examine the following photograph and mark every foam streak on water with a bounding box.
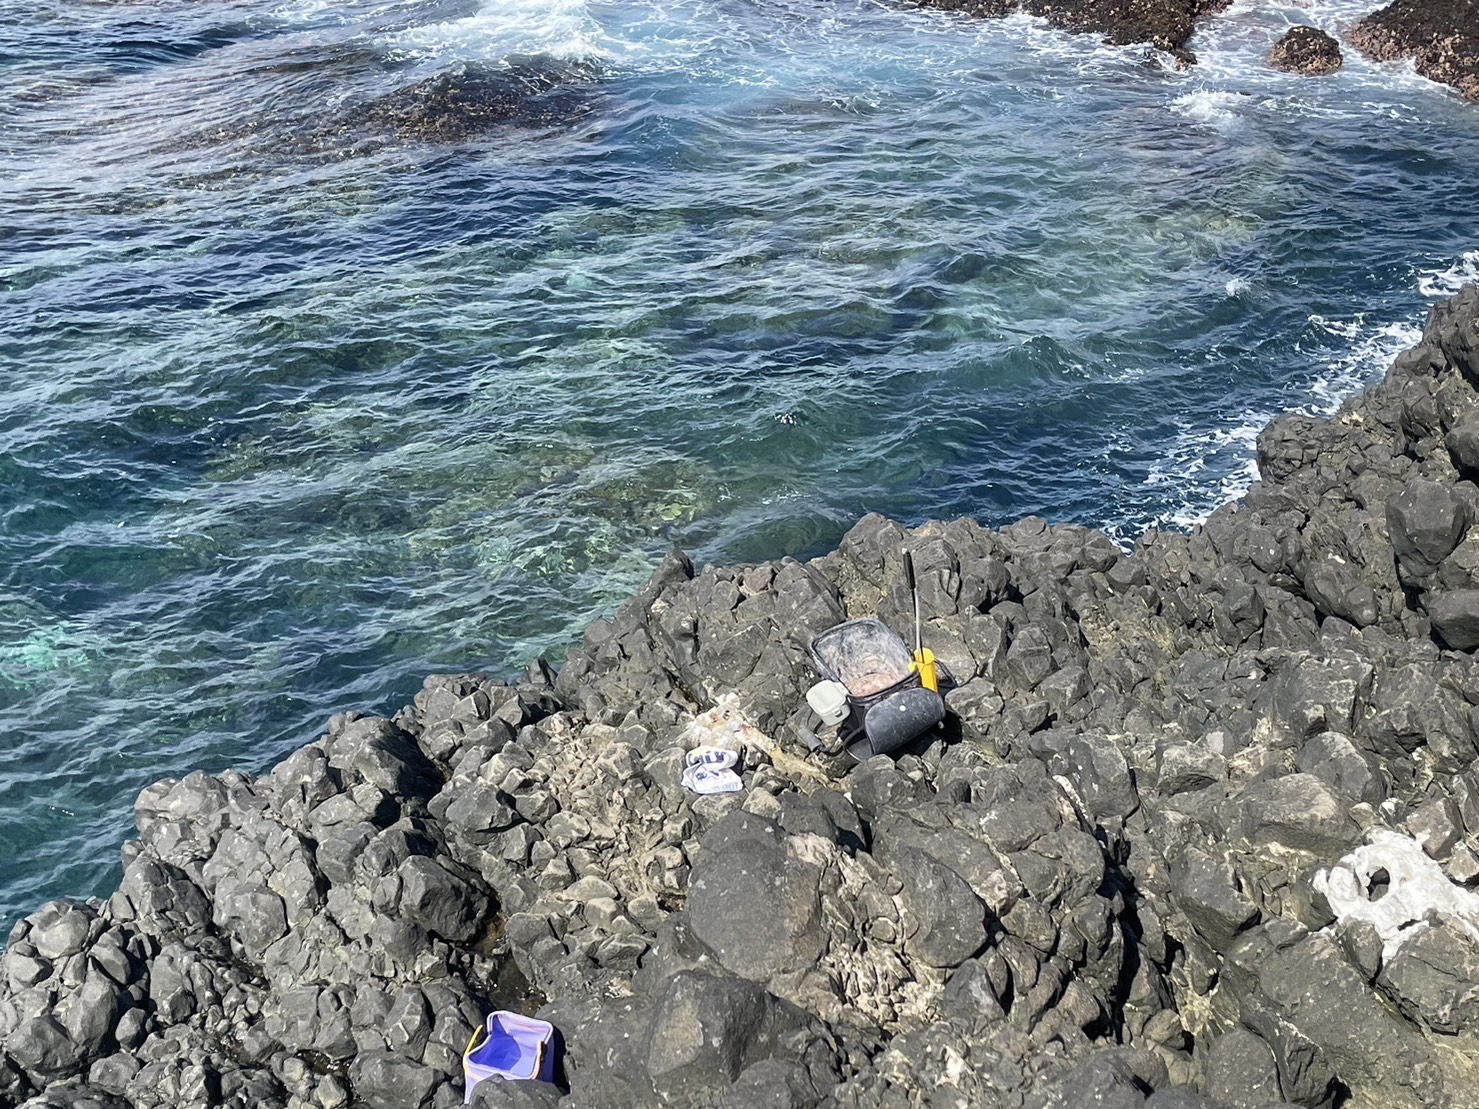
[0,0,1477,925]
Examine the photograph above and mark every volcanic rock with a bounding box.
[1349,0,1479,101]
[9,286,1479,1107]
[1268,26,1344,76]
[911,0,1230,56]
[358,61,599,143]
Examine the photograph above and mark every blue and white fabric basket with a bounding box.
[462,1010,556,1102]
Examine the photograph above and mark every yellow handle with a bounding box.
[464,1022,486,1060]
[912,648,938,693]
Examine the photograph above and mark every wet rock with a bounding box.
[1268,26,1343,75]
[1349,0,1479,101]
[912,0,1232,63]
[1031,0,1219,53]
[358,62,598,143]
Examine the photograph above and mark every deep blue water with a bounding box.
[1,0,1477,928]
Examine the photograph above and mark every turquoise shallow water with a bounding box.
[1,0,1478,927]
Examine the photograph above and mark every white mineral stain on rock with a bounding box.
[1314,829,1479,961]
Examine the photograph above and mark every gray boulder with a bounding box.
[1424,588,1479,650]
[687,829,824,986]
[891,845,989,969]
[644,971,823,1102]
[1387,479,1472,581]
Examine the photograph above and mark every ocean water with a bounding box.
[1,0,1477,928]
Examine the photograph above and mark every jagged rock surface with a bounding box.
[910,0,1230,55]
[1268,27,1343,76]
[1349,0,1479,102]
[4,285,1479,1108]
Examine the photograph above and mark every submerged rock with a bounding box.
[356,62,599,143]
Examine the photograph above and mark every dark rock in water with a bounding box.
[1349,0,1479,101]
[908,0,1228,55]
[1268,26,1343,75]
[1022,0,1210,53]
[358,61,598,143]
[913,0,1017,17]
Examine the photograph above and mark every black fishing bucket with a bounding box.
[807,618,945,760]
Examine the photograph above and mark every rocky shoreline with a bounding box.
[4,285,1479,1109]
[912,0,1479,100]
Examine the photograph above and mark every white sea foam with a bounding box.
[1141,416,1265,533]
[381,0,621,65]
[1170,89,1247,128]
[264,0,428,30]
[1304,315,1423,413]
[1419,251,1479,298]
[1149,293,1436,533]
[1306,313,1363,341]
[1150,0,1460,127]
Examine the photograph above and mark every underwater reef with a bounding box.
[5,287,1479,1108]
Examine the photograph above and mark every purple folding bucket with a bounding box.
[462,1011,556,1102]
